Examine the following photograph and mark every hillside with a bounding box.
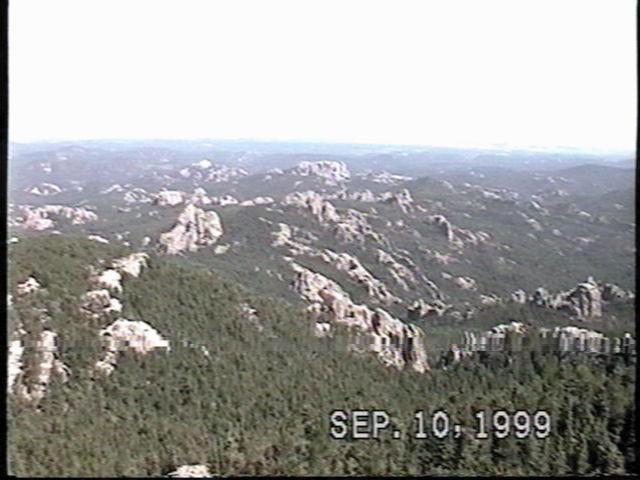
[7,142,637,476]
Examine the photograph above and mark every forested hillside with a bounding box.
[7,237,636,476]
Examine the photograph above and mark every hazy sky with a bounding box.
[9,0,637,152]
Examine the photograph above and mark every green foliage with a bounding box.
[7,236,637,476]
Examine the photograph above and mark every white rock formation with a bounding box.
[407,298,449,320]
[20,209,54,231]
[94,269,123,293]
[213,244,230,255]
[452,276,477,291]
[480,294,501,306]
[11,329,71,403]
[101,184,125,194]
[291,263,429,372]
[156,190,185,207]
[510,289,527,304]
[159,204,223,255]
[272,223,310,253]
[292,160,351,185]
[179,161,248,183]
[379,189,415,213]
[209,195,239,206]
[88,234,110,244]
[16,277,41,296]
[462,322,630,355]
[167,465,212,478]
[426,214,489,249]
[334,209,384,244]
[26,182,63,196]
[321,250,400,305]
[377,249,416,290]
[314,322,332,337]
[8,329,26,394]
[189,187,212,206]
[358,170,412,185]
[283,192,383,243]
[17,205,98,230]
[80,289,123,319]
[282,191,341,223]
[529,278,603,320]
[95,319,170,376]
[251,196,274,205]
[123,188,154,204]
[112,253,149,277]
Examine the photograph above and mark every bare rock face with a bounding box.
[282,191,384,245]
[156,190,185,207]
[292,160,351,185]
[16,277,41,297]
[252,196,274,205]
[101,184,125,194]
[357,170,412,185]
[427,214,490,249]
[321,250,400,305]
[346,190,378,202]
[167,465,212,478]
[17,205,98,230]
[11,329,71,404]
[314,322,332,337]
[452,276,477,291]
[334,209,384,244]
[282,191,341,223]
[95,319,170,376]
[271,222,317,256]
[111,253,149,278]
[210,195,239,206]
[290,263,429,372]
[159,204,223,255]
[380,189,415,213]
[123,187,154,204]
[529,278,603,320]
[88,234,110,244]
[8,329,26,394]
[377,249,416,290]
[462,322,633,355]
[407,298,449,320]
[479,294,501,306]
[189,187,212,206]
[429,214,456,243]
[26,182,63,196]
[518,212,543,231]
[179,160,248,182]
[565,280,602,319]
[80,289,123,319]
[511,289,527,304]
[93,269,123,293]
[239,303,263,332]
[601,283,635,301]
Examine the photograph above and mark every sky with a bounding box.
[9,0,637,152]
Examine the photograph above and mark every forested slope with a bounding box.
[7,237,636,476]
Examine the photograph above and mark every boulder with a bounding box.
[167,465,212,478]
[16,277,41,296]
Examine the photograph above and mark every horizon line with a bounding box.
[8,137,636,156]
